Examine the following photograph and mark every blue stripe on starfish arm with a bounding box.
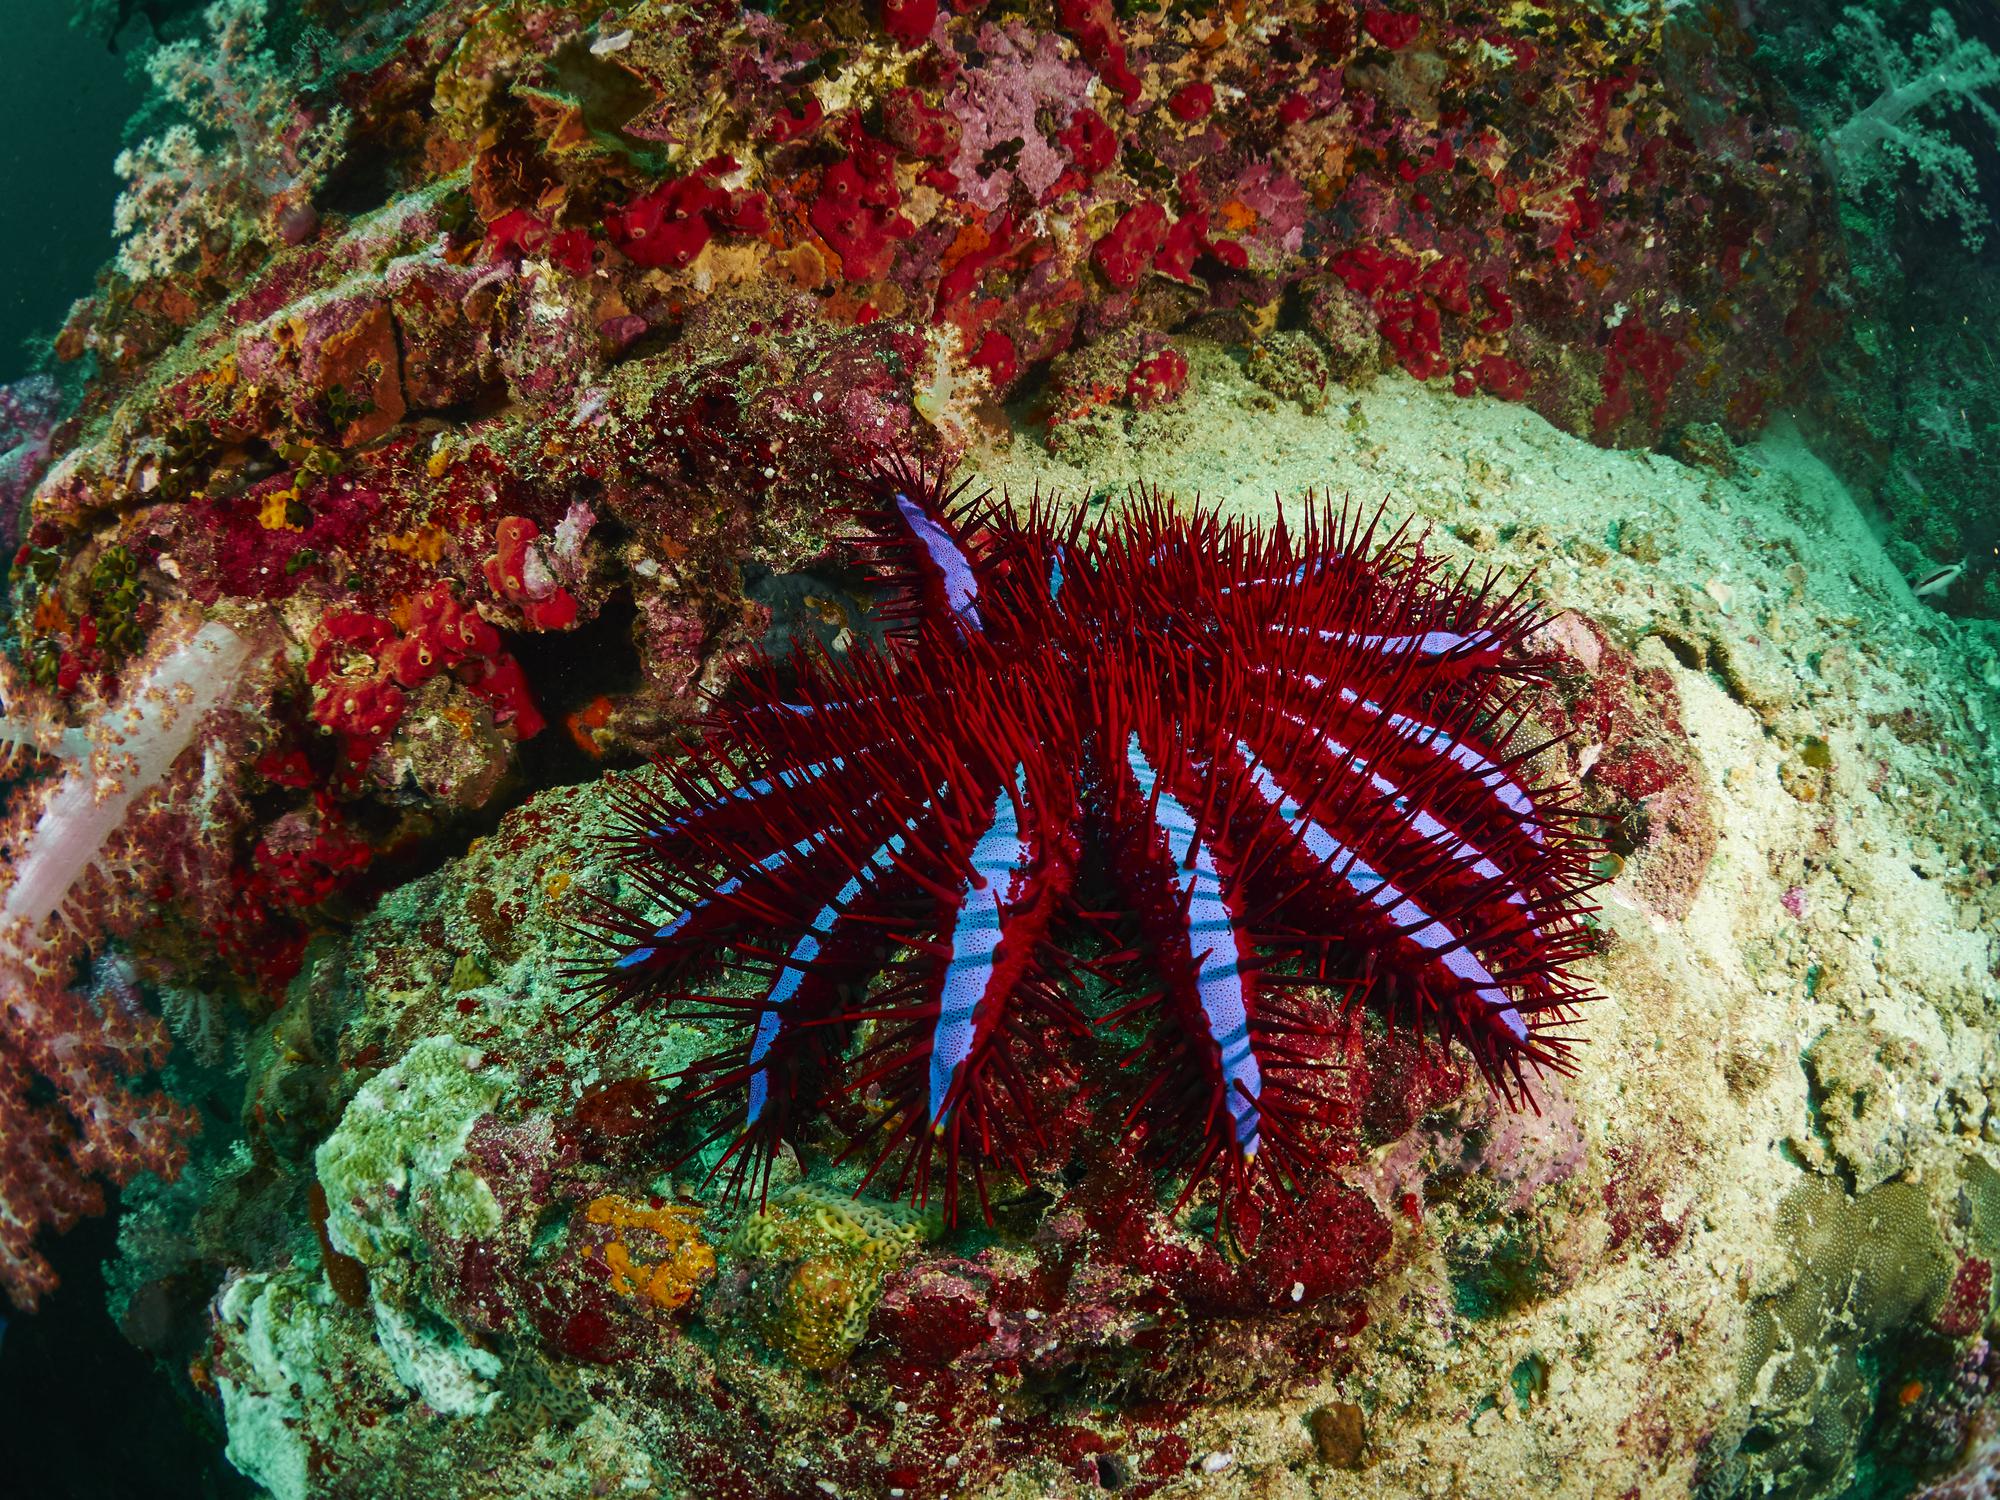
[1126,734,1264,1158]
[1297,625,1499,658]
[744,819,917,1126]
[926,767,1036,1128]
[1217,561,1315,595]
[1318,679,1546,847]
[1235,741,1531,1044]
[894,491,983,629]
[1302,722,1530,917]
[613,828,837,970]
[646,756,848,840]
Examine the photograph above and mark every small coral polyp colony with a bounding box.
[579,463,1599,1225]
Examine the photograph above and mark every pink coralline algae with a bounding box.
[944,26,1092,214]
[1937,1259,1996,1341]
[1533,611,1717,923]
[1914,1404,2000,1500]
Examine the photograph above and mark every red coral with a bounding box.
[1330,244,1415,300]
[482,516,579,631]
[254,746,316,789]
[1057,0,1141,107]
[1168,82,1215,123]
[811,141,915,282]
[882,0,936,47]
[1094,202,1170,288]
[306,585,545,761]
[1153,212,1208,281]
[1125,346,1190,408]
[764,96,824,144]
[484,217,594,276]
[462,653,546,740]
[1457,352,1532,401]
[883,87,958,160]
[308,609,408,757]
[1548,187,1604,263]
[1594,321,1687,436]
[410,583,503,665]
[1332,248,1476,382]
[1059,107,1118,176]
[870,1268,994,1364]
[311,673,408,756]
[1375,296,1441,378]
[935,212,1029,313]
[1935,1257,1993,1338]
[1397,137,1456,182]
[250,816,375,910]
[606,180,715,269]
[968,329,1018,386]
[605,168,768,270]
[484,208,548,260]
[547,228,594,276]
[1362,8,1423,49]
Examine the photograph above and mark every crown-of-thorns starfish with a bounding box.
[570,460,1599,1225]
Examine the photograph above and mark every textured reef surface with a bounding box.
[0,0,1996,1496]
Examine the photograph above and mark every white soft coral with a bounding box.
[113,0,349,282]
[1821,7,2000,249]
[4,621,251,928]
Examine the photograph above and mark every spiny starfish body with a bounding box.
[575,463,1598,1223]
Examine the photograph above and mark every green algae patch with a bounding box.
[1510,1352,1550,1414]
[216,1272,390,1500]
[1448,1225,1556,1321]
[315,1036,513,1269]
[1962,1153,2000,1255]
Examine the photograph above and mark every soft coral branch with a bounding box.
[113,0,349,284]
[0,617,255,1309]
[1821,7,2000,248]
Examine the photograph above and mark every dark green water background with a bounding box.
[0,0,144,372]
